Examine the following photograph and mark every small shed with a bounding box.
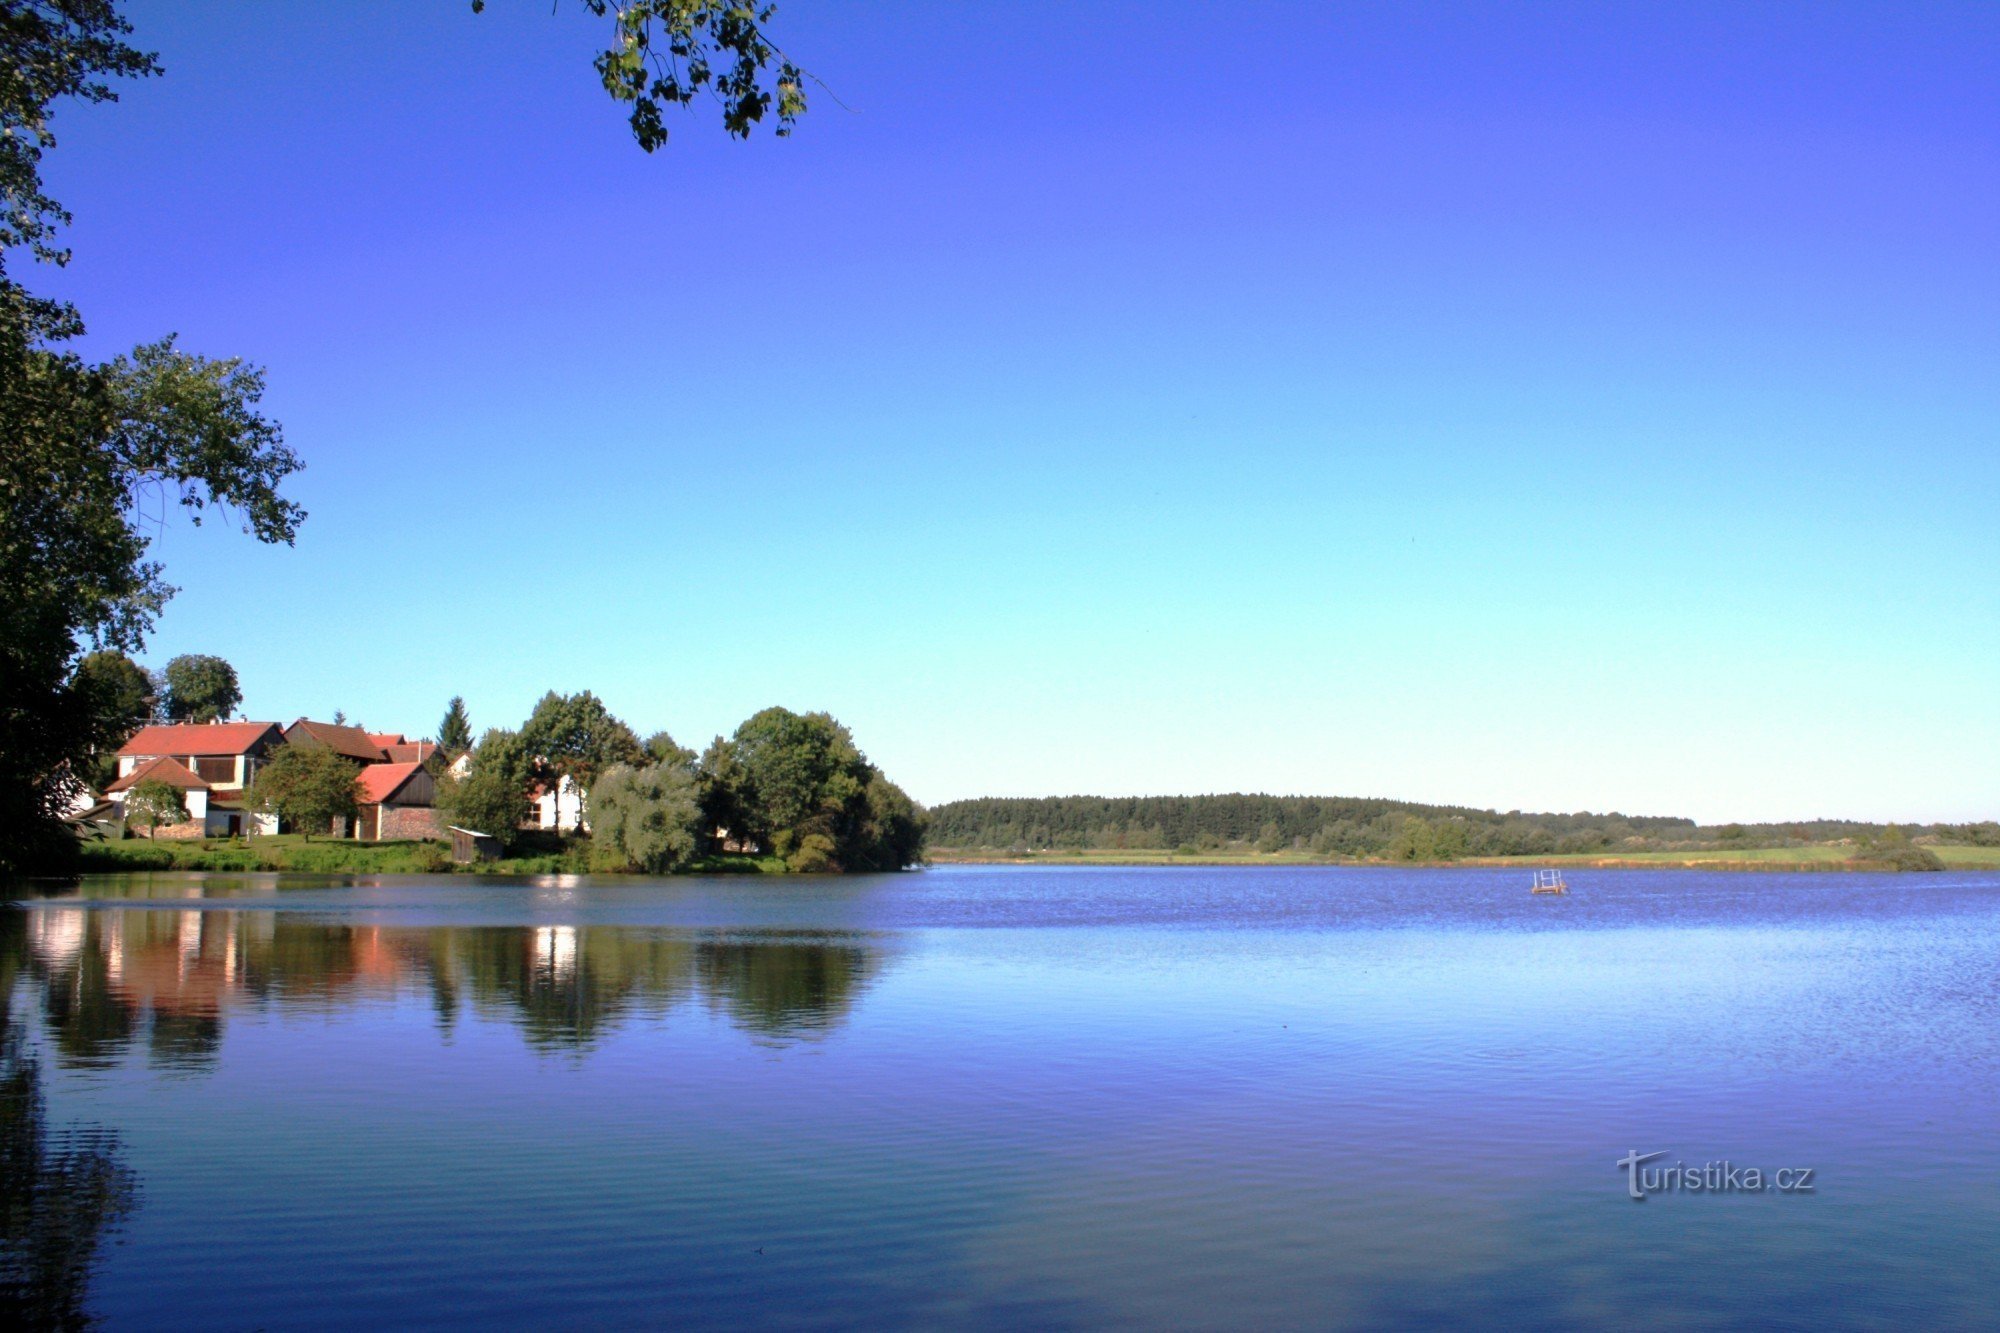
[448,826,503,864]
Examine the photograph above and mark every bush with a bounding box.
[1855,844,1945,872]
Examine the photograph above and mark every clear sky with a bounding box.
[34,1,1998,823]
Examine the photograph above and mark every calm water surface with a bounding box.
[5,866,1998,1329]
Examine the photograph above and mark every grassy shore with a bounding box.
[74,836,788,877]
[927,844,2000,871]
[70,837,1999,876]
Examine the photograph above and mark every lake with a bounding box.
[5,865,1998,1329]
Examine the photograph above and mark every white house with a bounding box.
[529,775,588,832]
[109,723,286,837]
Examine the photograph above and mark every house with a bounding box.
[353,762,439,841]
[376,735,440,765]
[109,722,286,837]
[283,719,390,764]
[528,775,587,832]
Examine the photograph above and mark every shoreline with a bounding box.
[926,848,1997,873]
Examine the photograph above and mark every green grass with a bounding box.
[931,842,2000,872]
[1935,845,2000,868]
[77,834,451,874]
[684,853,791,875]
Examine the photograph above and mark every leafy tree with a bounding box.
[438,696,473,755]
[643,729,695,771]
[694,735,750,849]
[472,0,808,150]
[1388,815,1436,863]
[73,650,152,732]
[1,283,296,871]
[246,743,358,840]
[71,648,152,787]
[587,762,702,873]
[330,708,346,726]
[519,690,643,805]
[1254,820,1285,853]
[1432,818,1470,861]
[1,0,158,266]
[161,654,241,723]
[435,728,531,845]
[724,707,926,871]
[122,776,186,838]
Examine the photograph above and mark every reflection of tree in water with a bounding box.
[11,909,892,1060]
[696,936,880,1041]
[459,929,886,1051]
[0,912,138,1329]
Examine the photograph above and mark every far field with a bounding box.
[927,844,2000,871]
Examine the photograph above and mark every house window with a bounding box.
[194,756,236,784]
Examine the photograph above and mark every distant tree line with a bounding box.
[925,795,1999,860]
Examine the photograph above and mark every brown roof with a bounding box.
[355,761,423,805]
[106,756,209,794]
[367,732,405,748]
[285,719,388,763]
[383,741,436,764]
[118,722,281,758]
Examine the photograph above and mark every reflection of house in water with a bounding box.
[532,926,579,982]
[11,908,894,1064]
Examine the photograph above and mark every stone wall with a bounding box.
[136,819,205,841]
[380,805,439,842]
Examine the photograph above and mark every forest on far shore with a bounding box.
[925,794,2000,861]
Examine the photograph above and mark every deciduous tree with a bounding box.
[588,762,702,873]
[471,0,808,151]
[519,690,643,806]
[246,743,359,840]
[161,654,240,723]
[435,728,531,846]
[123,777,185,838]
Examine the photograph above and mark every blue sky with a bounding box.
[35,2,1998,822]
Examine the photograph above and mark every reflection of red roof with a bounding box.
[356,762,422,804]
[118,722,280,758]
[107,756,208,793]
[285,719,388,762]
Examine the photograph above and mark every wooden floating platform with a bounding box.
[1530,869,1568,894]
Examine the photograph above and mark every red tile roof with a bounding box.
[355,761,423,805]
[285,719,388,762]
[384,741,436,764]
[367,733,405,748]
[117,722,281,758]
[106,756,208,793]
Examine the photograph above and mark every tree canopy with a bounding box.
[161,653,240,723]
[246,743,359,839]
[471,0,808,151]
[122,775,185,838]
[702,707,926,872]
[519,690,643,800]
[435,727,531,846]
[588,761,702,873]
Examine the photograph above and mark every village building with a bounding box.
[283,719,391,764]
[105,719,444,841]
[108,722,286,837]
[354,762,440,841]
[529,775,588,833]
